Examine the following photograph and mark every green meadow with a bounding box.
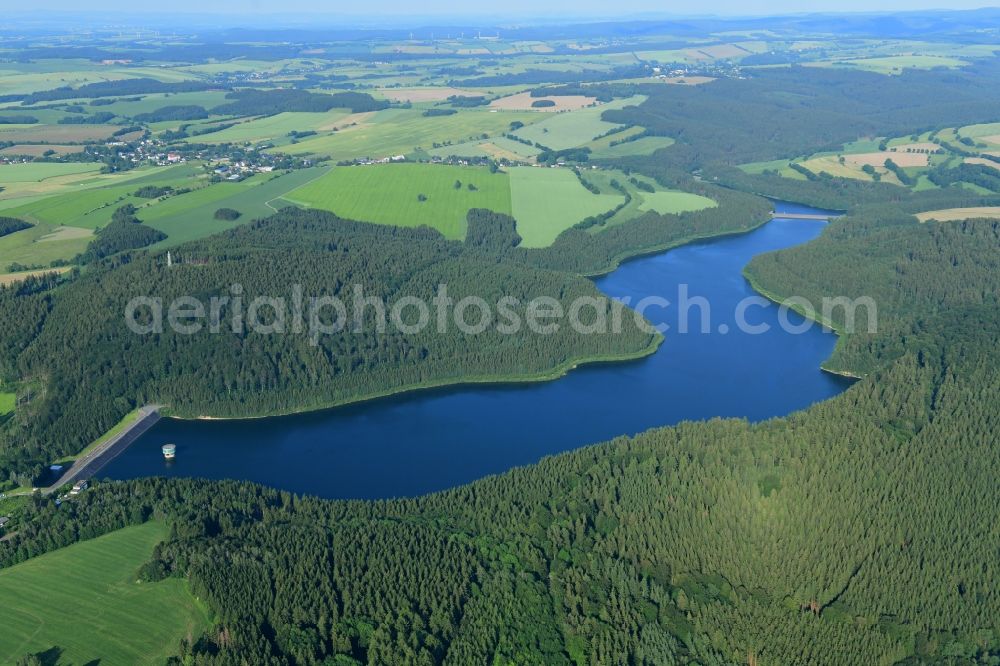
[0,222,92,272]
[282,163,691,246]
[0,392,14,415]
[0,162,101,182]
[284,163,512,239]
[7,184,145,228]
[145,168,330,247]
[97,90,233,118]
[287,108,537,161]
[0,522,211,665]
[637,189,718,215]
[0,123,119,144]
[512,96,645,150]
[813,54,967,74]
[182,110,354,145]
[426,134,542,161]
[508,166,624,247]
[586,131,675,159]
[574,169,716,231]
[956,121,1000,140]
[0,165,320,267]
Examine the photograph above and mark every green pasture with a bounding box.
[98,90,233,118]
[512,96,645,151]
[182,110,354,145]
[508,166,623,247]
[0,162,101,183]
[588,134,675,159]
[145,167,332,246]
[637,189,718,215]
[283,163,511,239]
[815,54,967,74]
[575,170,716,232]
[0,221,92,272]
[0,522,211,666]
[0,123,119,144]
[426,134,542,161]
[286,108,537,160]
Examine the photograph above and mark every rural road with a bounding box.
[43,405,162,495]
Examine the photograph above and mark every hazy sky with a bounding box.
[19,1,998,18]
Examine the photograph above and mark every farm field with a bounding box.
[737,129,964,189]
[916,206,1000,222]
[95,90,233,118]
[843,151,929,167]
[0,522,210,666]
[0,162,101,182]
[0,221,91,271]
[376,87,481,102]
[0,266,71,287]
[508,166,624,247]
[0,144,84,157]
[637,189,717,215]
[797,155,904,183]
[283,163,511,239]
[0,162,180,203]
[0,69,138,96]
[587,132,675,159]
[143,168,330,246]
[576,169,716,230]
[798,155,882,181]
[0,163,284,268]
[285,108,536,160]
[7,184,145,227]
[0,123,119,143]
[427,134,542,160]
[512,96,645,150]
[2,163,204,224]
[965,157,1000,170]
[814,54,967,74]
[954,121,1000,143]
[489,92,598,111]
[182,110,354,145]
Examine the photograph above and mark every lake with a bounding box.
[102,203,852,499]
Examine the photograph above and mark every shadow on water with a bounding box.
[103,206,853,500]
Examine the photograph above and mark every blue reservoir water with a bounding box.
[102,205,851,499]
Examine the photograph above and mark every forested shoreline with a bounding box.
[4,211,998,664]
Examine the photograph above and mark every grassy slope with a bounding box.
[0,522,210,665]
[0,393,13,416]
[54,407,143,465]
[283,163,512,239]
[508,166,623,247]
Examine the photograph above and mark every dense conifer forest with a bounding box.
[5,209,998,664]
[0,208,658,482]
